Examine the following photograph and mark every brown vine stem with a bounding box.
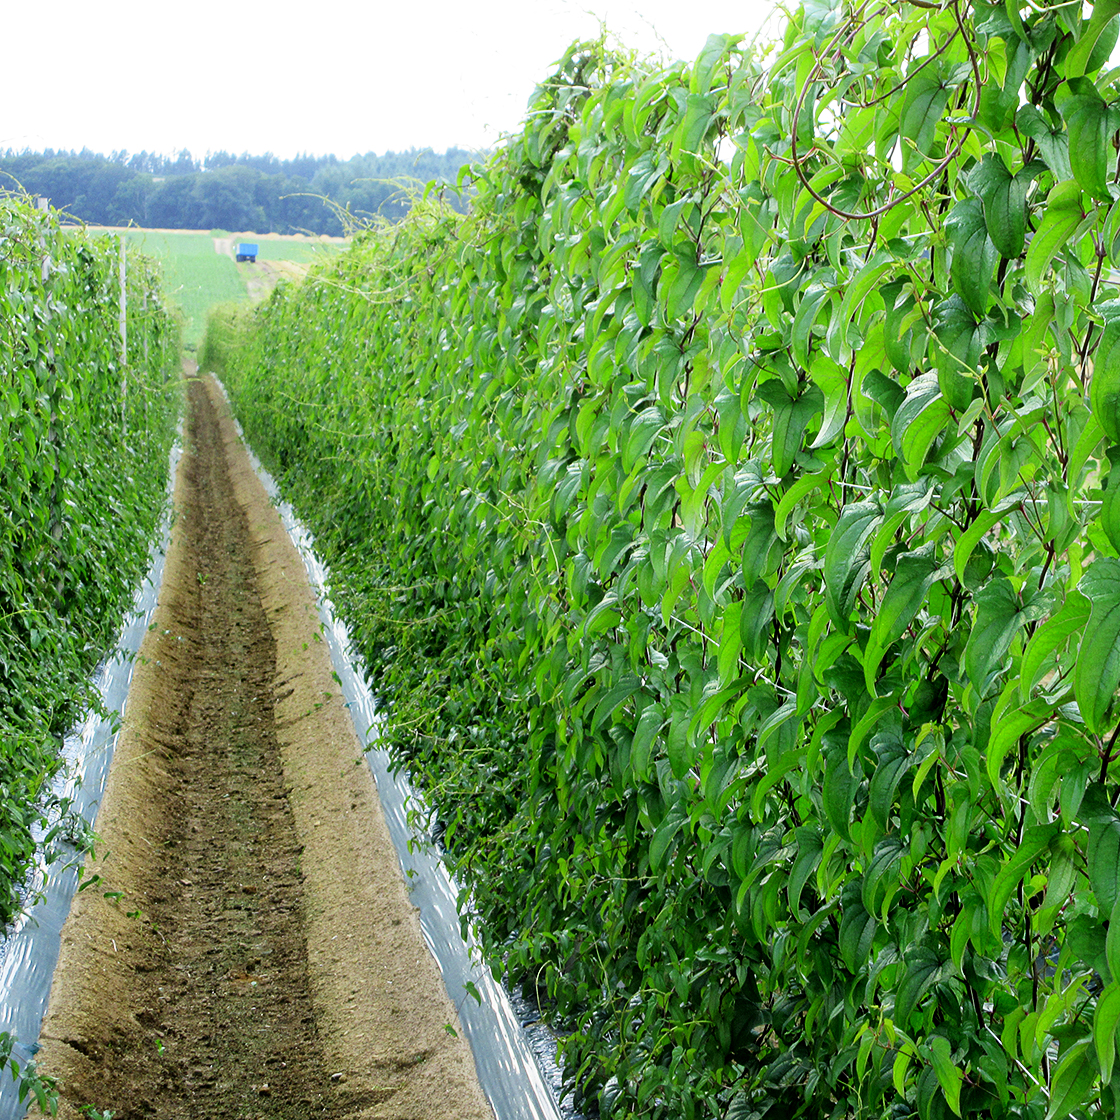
[789,0,982,223]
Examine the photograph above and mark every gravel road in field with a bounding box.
[33,372,492,1120]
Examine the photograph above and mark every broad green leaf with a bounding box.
[1091,308,1120,444]
[1061,89,1116,202]
[775,465,833,540]
[691,32,737,95]
[969,154,1029,258]
[928,1035,963,1118]
[650,806,686,871]
[965,577,1024,693]
[834,252,892,352]
[893,1050,912,1096]
[1044,1040,1095,1120]
[788,827,823,918]
[1020,590,1091,700]
[1025,180,1085,294]
[839,888,876,974]
[1066,0,1120,78]
[1108,894,1120,984]
[791,281,833,368]
[823,740,858,840]
[894,947,942,1026]
[808,352,849,448]
[868,742,912,829]
[1095,982,1120,1084]
[1075,558,1120,733]
[1088,810,1120,913]
[899,71,950,171]
[864,543,942,691]
[986,697,1053,791]
[631,705,664,777]
[862,834,904,916]
[946,199,998,316]
[824,501,881,628]
[933,296,984,410]
[954,495,1020,585]
[622,405,666,473]
[718,601,744,685]
[740,579,775,661]
[892,373,952,479]
[988,823,1060,940]
[1017,106,1073,181]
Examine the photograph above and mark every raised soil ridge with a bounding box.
[33,371,492,1120]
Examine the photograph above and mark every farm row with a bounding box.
[211,6,1120,1118]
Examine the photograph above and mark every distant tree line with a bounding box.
[0,148,479,235]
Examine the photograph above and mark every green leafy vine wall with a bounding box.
[218,2,1120,1116]
[0,196,179,932]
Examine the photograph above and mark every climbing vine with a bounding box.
[219,2,1120,1116]
[0,196,179,925]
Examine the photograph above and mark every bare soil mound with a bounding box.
[33,372,492,1120]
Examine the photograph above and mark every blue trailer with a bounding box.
[235,242,258,263]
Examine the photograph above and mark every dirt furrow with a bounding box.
[33,373,492,1120]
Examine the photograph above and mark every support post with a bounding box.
[119,236,127,437]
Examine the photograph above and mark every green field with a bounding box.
[113,230,344,350]
[122,231,245,349]
[250,238,341,264]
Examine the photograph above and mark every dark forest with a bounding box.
[0,148,478,234]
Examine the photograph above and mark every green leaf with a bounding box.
[791,280,833,368]
[970,155,1029,258]
[1044,1039,1095,1120]
[954,495,1020,585]
[1108,894,1120,985]
[899,70,950,171]
[988,823,1059,941]
[739,580,775,664]
[946,199,999,316]
[928,1035,963,1118]
[933,296,984,410]
[788,826,824,919]
[622,406,666,473]
[808,352,849,449]
[1066,0,1120,78]
[965,577,1024,693]
[824,501,882,628]
[1091,309,1120,445]
[775,466,833,541]
[1095,982,1120,1084]
[823,739,859,840]
[894,947,942,1026]
[864,543,942,691]
[1088,809,1120,913]
[839,882,876,971]
[1075,558,1120,733]
[892,373,952,480]
[868,742,913,829]
[1017,106,1073,181]
[650,806,686,872]
[986,696,1053,791]
[1020,590,1091,701]
[691,32,737,95]
[1025,180,1084,294]
[1061,90,1116,202]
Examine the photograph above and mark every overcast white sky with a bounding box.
[4,0,783,161]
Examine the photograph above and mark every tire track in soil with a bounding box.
[34,375,493,1120]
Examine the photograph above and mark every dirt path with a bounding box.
[34,373,492,1120]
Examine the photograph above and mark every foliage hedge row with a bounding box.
[217,3,1120,1116]
[0,195,179,934]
